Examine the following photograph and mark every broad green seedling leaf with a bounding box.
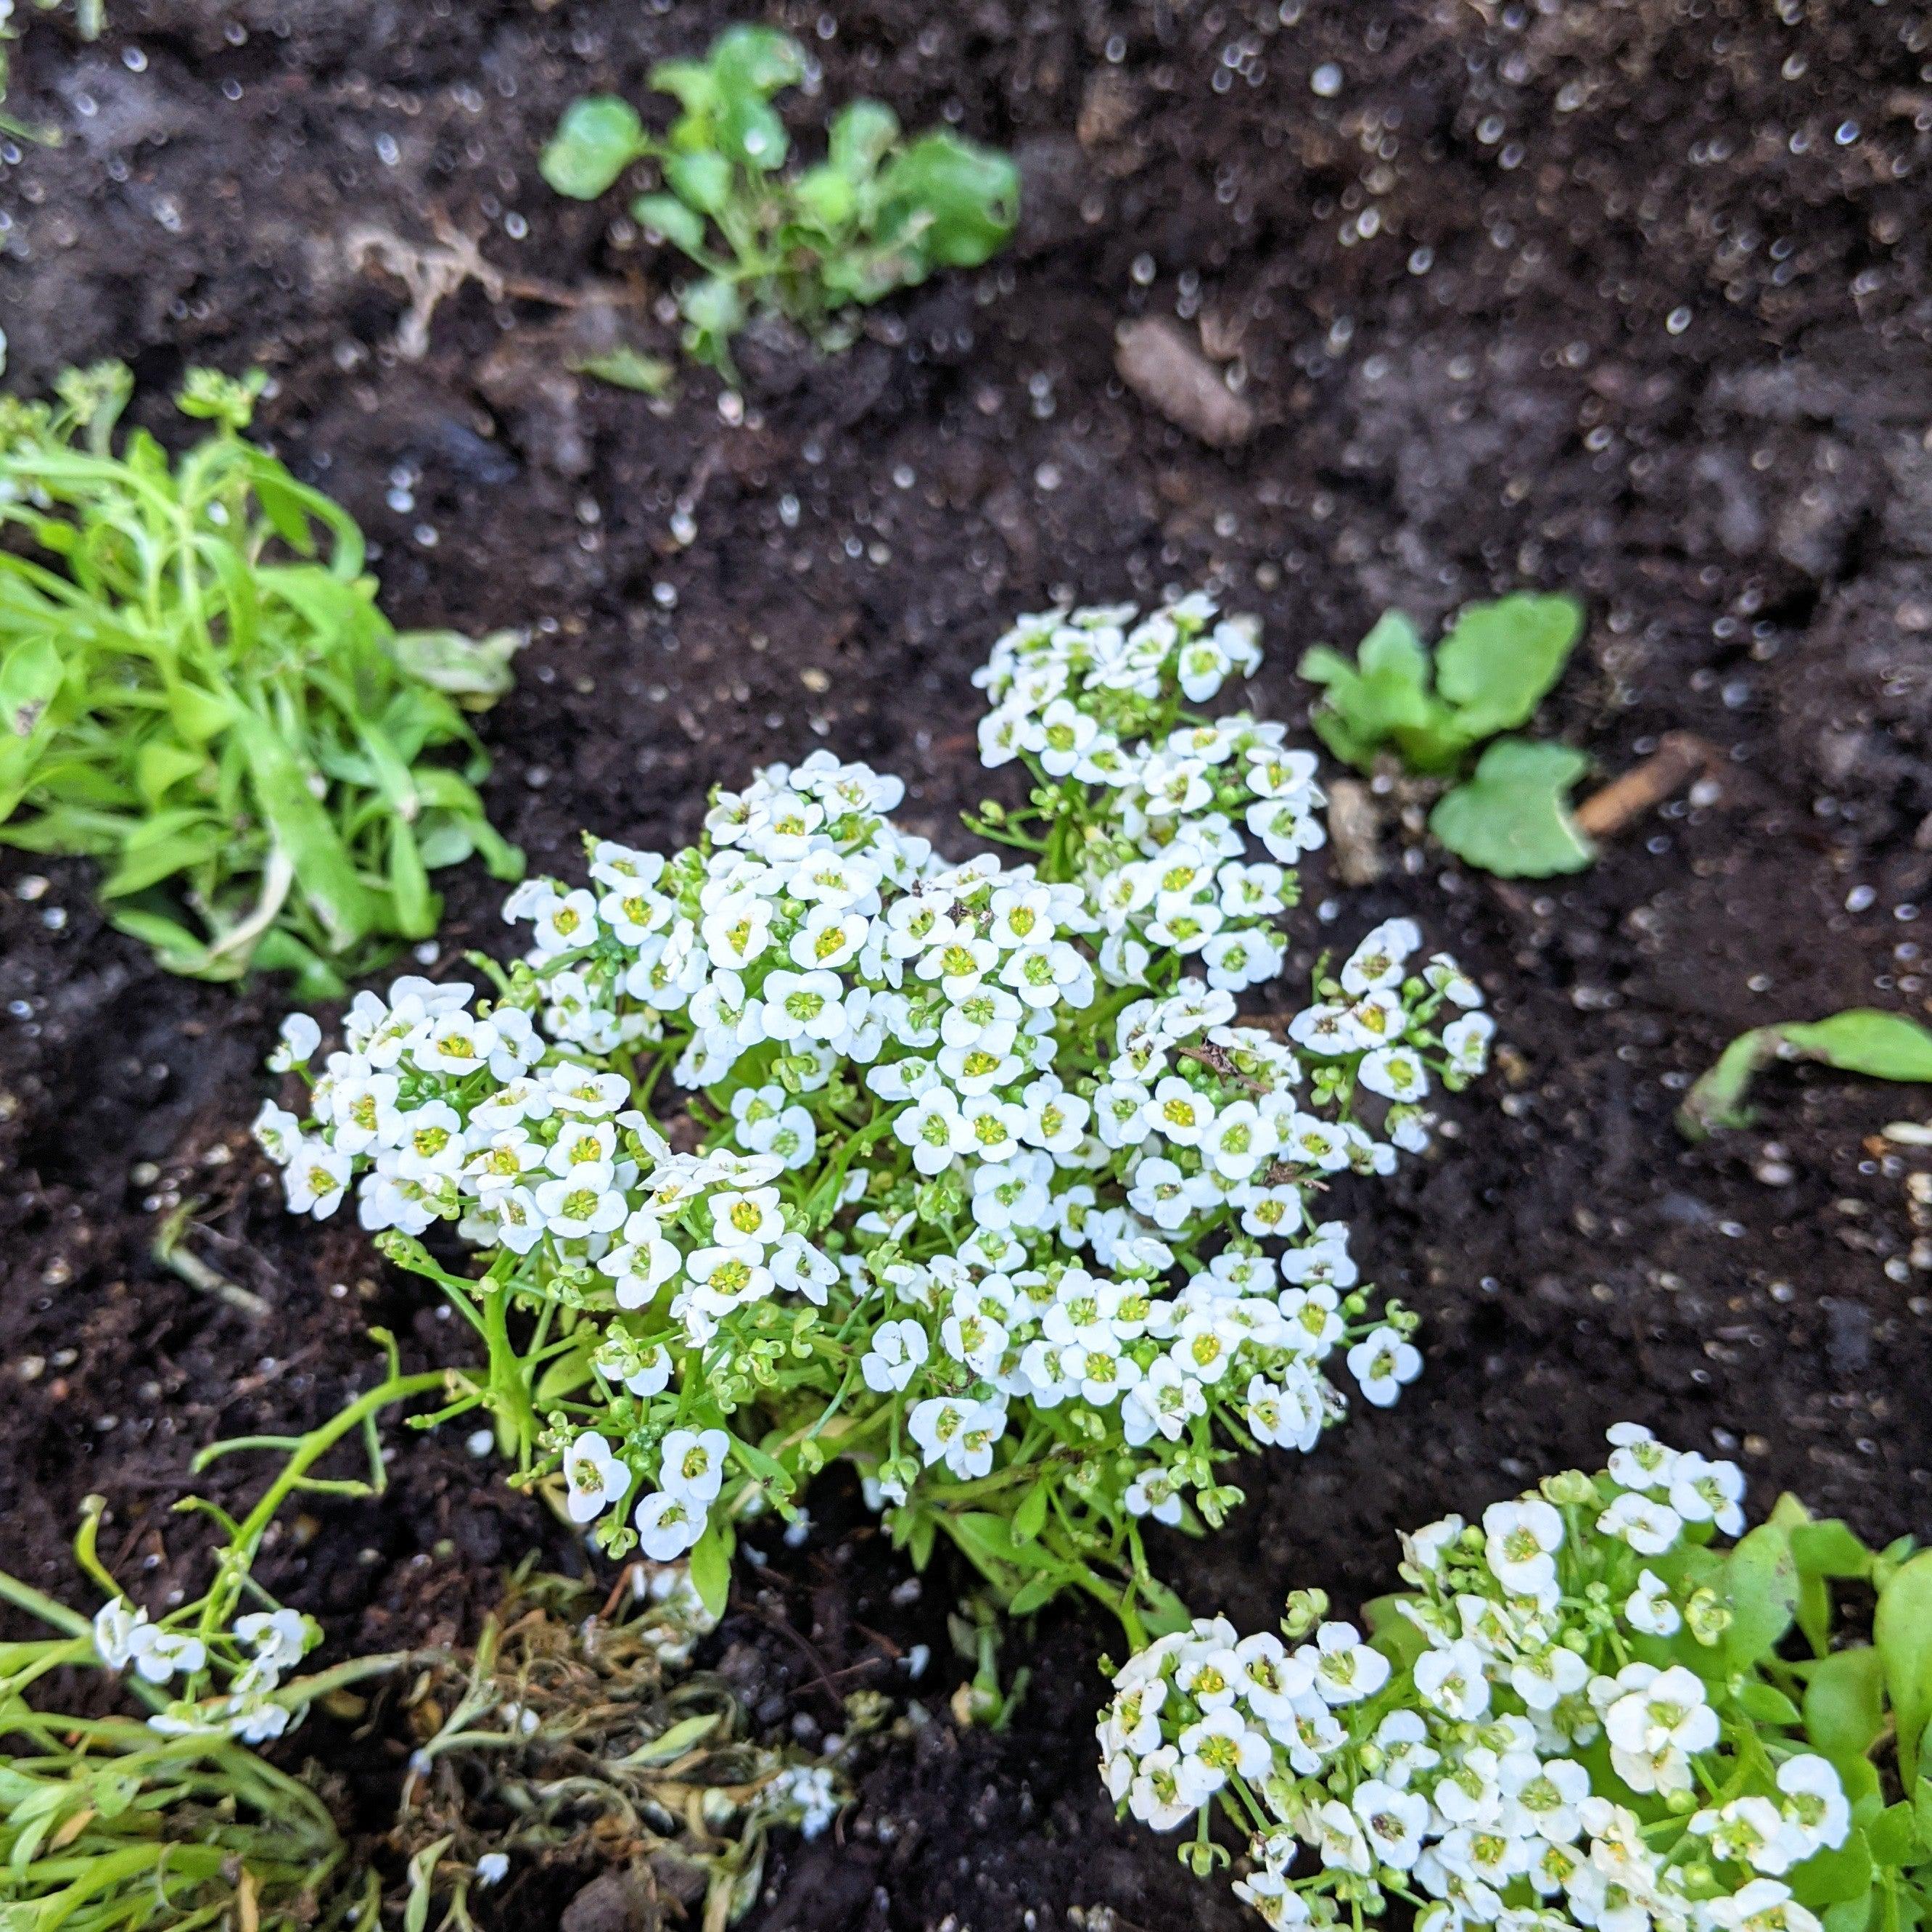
[1433,591,1584,741]
[1429,737,1595,877]
[540,95,647,200]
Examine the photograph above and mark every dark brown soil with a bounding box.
[4,1,1932,1927]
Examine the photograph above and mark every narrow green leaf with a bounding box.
[1681,1011,1932,1140]
[1876,1549,1932,1785]
[688,1519,733,1619]
[1012,1483,1049,1544]
[565,347,675,397]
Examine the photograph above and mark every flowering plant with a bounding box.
[259,594,1492,1640]
[0,1356,849,1932]
[1098,1424,1932,1932]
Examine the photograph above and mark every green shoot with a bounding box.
[1299,593,1593,877]
[540,25,1019,374]
[0,363,523,997]
[1678,1008,1932,1138]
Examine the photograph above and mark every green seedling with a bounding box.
[541,25,1019,374]
[0,363,523,996]
[1679,1008,1932,1139]
[0,1349,844,1932]
[1300,592,1592,877]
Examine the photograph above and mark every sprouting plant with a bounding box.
[0,1344,445,1932]
[1678,1008,1932,1139]
[1100,1422,1932,1932]
[259,592,1494,1645]
[540,25,1019,373]
[1299,593,1592,879]
[0,1346,846,1932]
[0,363,523,996]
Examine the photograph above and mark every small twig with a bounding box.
[152,1201,271,1320]
[1572,731,1724,839]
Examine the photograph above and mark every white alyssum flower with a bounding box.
[260,595,1489,1608]
[1098,1426,1842,1932]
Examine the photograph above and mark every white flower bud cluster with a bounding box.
[1100,1426,1852,1932]
[94,1598,315,1743]
[258,596,1489,1604]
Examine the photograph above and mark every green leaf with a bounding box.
[1734,1679,1802,1726]
[1680,1010,1932,1139]
[792,162,857,231]
[1429,737,1595,878]
[1867,1804,1917,1869]
[534,1342,596,1405]
[388,628,522,704]
[1012,1483,1049,1544]
[718,96,789,174]
[1300,617,1447,773]
[1877,1550,1932,1786]
[829,99,900,178]
[1364,1595,1429,1671]
[630,192,710,259]
[1795,1520,1878,1582]
[646,58,720,121]
[1007,1573,1059,1616]
[711,25,806,96]
[0,635,62,743]
[134,739,205,804]
[876,132,1021,269]
[630,1711,722,1764]
[663,149,734,215]
[567,345,676,397]
[1723,1522,1800,1671]
[679,276,746,367]
[1795,1833,1877,1910]
[1805,1646,1888,1759]
[1785,1011,1932,1082]
[540,96,647,200]
[1822,1893,1875,1932]
[1434,592,1585,741]
[688,1518,733,1619]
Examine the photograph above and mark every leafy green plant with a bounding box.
[0,363,523,996]
[1679,1008,1932,1139]
[1102,1423,1932,1932]
[1299,593,1592,878]
[540,25,1019,372]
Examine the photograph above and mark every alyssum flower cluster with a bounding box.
[1099,1423,1927,1932]
[259,594,1492,1635]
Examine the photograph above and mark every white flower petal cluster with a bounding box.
[1101,1426,1853,1932]
[259,596,1488,1608]
[94,1597,315,1742]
